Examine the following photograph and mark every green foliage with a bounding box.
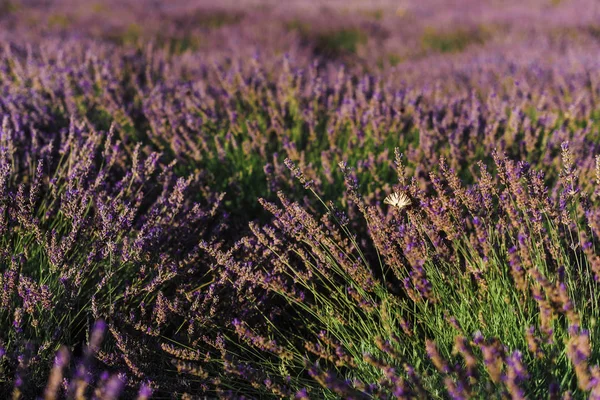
[315,28,368,56]
[0,0,18,15]
[106,23,143,47]
[287,20,368,57]
[192,10,244,29]
[47,14,71,29]
[421,26,489,54]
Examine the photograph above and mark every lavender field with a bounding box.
[3,0,600,398]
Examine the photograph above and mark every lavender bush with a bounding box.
[2,0,600,398]
[203,149,600,398]
[0,116,237,396]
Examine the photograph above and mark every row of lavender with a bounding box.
[3,1,600,398]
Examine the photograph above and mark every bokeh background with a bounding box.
[3,0,600,70]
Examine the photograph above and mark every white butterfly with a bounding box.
[384,191,411,210]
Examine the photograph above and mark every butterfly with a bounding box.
[383,191,411,210]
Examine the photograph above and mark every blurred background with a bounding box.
[2,0,600,72]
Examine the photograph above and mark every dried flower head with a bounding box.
[384,191,411,210]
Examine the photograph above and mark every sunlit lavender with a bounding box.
[2,0,600,398]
